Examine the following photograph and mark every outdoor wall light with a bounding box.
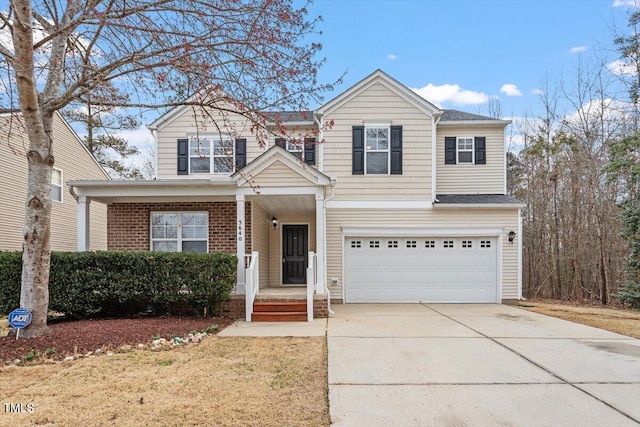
[271,217,278,229]
[508,231,516,244]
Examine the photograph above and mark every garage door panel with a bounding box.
[345,236,498,303]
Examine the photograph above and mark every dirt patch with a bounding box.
[0,316,234,363]
[0,319,8,338]
[518,301,640,338]
[0,336,329,427]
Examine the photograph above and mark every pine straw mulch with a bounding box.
[0,315,234,364]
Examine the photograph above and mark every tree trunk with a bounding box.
[12,0,54,337]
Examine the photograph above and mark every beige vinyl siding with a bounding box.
[157,108,265,178]
[322,82,432,201]
[247,160,314,188]
[250,201,270,288]
[156,107,318,179]
[326,207,519,300]
[0,113,108,251]
[436,125,505,194]
[268,213,315,286]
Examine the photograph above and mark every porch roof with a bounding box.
[67,178,238,204]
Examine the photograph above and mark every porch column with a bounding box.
[236,194,246,294]
[315,193,325,294]
[76,196,90,251]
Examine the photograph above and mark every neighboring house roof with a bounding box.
[317,69,442,117]
[435,194,525,208]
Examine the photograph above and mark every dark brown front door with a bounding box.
[282,225,308,284]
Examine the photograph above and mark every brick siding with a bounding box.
[107,201,251,254]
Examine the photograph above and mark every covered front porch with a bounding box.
[69,147,335,322]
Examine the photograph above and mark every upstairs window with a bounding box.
[457,138,473,163]
[444,136,486,165]
[365,126,389,174]
[51,168,63,202]
[189,136,234,174]
[352,125,402,175]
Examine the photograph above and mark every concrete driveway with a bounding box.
[327,304,640,427]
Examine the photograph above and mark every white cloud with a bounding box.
[411,83,488,107]
[387,54,397,60]
[531,88,544,95]
[500,84,522,97]
[612,0,636,7]
[607,59,638,76]
[569,46,588,53]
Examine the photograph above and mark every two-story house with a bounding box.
[0,110,108,252]
[69,70,524,320]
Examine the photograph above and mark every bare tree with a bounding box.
[0,0,339,337]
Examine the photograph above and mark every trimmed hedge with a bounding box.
[0,251,237,317]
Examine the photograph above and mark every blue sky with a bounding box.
[306,0,636,118]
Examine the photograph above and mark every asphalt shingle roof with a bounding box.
[440,110,498,121]
[436,194,524,205]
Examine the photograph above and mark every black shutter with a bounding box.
[474,137,486,164]
[444,137,457,165]
[352,126,364,175]
[304,138,316,165]
[235,138,246,170]
[177,138,189,175]
[275,138,286,148]
[390,125,402,174]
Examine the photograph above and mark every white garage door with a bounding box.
[345,236,498,303]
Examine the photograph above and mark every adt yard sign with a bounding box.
[8,308,32,329]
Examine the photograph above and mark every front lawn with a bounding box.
[0,336,329,427]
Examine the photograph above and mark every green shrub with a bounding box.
[0,251,236,317]
[0,251,22,315]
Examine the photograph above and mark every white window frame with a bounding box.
[364,124,390,175]
[51,167,63,202]
[188,135,234,174]
[457,137,474,164]
[150,211,209,253]
[286,140,303,159]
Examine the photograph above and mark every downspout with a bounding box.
[151,128,159,179]
[518,208,524,300]
[313,112,324,173]
[69,185,79,202]
[432,112,442,203]
[323,182,336,314]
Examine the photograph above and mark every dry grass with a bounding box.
[519,302,640,338]
[0,336,329,427]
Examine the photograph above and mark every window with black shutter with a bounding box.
[444,137,457,164]
[390,126,402,174]
[474,137,486,164]
[235,138,246,170]
[352,126,364,174]
[177,139,189,175]
[304,138,316,165]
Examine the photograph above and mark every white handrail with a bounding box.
[306,251,316,322]
[245,251,259,322]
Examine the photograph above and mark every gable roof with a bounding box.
[317,69,442,117]
[231,145,333,187]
